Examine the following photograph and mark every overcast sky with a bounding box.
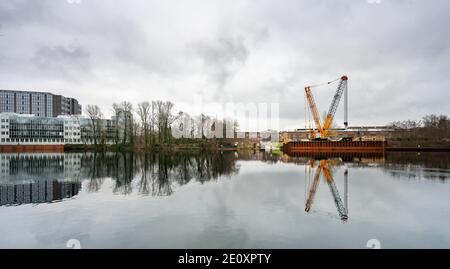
[0,0,449,130]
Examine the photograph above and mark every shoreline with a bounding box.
[1,143,450,153]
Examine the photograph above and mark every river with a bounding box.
[0,151,449,248]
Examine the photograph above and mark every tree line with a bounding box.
[85,101,239,149]
[389,114,450,141]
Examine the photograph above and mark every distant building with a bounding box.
[280,126,395,142]
[0,89,81,117]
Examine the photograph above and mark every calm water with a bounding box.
[1,151,450,249]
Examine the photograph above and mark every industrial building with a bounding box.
[0,89,82,117]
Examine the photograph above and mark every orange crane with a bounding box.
[305,159,348,222]
[305,76,348,139]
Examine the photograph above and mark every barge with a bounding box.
[283,140,387,153]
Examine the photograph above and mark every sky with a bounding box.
[0,0,449,131]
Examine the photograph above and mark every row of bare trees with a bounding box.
[85,101,239,149]
[135,101,179,147]
[389,114,450,141]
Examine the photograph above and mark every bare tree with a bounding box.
[120,101,134,145]
[155,101,177,143]
[85,105,104,146]
[137,101,151,148]
[422,114,450,139]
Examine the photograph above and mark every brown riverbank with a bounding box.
[0,144,65,153]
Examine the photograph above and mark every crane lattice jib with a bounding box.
[305,86,322,133]
[326,179,348,221]
[305,163,323,213]
[321,76,348,137]
[322,164,348,221]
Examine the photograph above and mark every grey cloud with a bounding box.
[0,1,47,26]
[192,34,250,91]
[0,0,449,128]
[32,44,91,81]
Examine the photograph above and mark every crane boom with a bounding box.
[304,75,348,139]
[322,76,348,137]
[305,86,323,136]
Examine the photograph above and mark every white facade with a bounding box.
[0,113,64,145]
[0,114,10,143]
[0,113,117,146]
[60,115,82,144]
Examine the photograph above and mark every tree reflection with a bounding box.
[75,151,240,196]
[85,153,105,192]
[2,150,449,206]
[383,152,450,181]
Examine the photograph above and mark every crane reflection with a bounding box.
[304,159,349,223]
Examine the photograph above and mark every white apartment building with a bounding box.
[0,113,117,146]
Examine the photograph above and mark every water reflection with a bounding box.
[384,152,450,181]
[261,151,450,181]
[2,151,450,248]
[0,154,81,206]
[304,159,348,222]
[0,179,80,207]
[0,152,241,206]
[1,151,449,208]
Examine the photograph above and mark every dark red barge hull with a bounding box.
[283,141,387,153]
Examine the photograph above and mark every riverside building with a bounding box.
[0,113,117,151]
[0,89,81,117]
